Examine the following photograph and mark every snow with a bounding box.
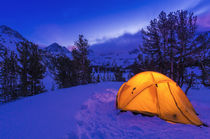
[0,82,209,139]
[76,85,210,139]
[43,42,72,59]
[89,31,142,68]
[0,25,25,53]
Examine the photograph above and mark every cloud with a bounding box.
[90,31,142,56]
[197,12,210,31]
[185,0,210,31]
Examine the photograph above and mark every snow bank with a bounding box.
[75,86,210,139]
[0,82,209,139]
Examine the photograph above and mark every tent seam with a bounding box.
[121,80,173,109]
[167,82,196,125]
[151,73,161,117]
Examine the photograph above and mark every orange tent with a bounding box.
[116,71,204,126]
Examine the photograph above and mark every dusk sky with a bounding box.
[1,0,210,46]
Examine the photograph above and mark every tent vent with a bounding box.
[132,87,136,94]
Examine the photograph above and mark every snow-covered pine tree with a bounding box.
[72,35,92,84]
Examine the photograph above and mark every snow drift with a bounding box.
[0,82,209,139]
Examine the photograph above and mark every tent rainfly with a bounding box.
[116,71,205,126]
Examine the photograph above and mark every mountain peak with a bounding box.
[0,25,25,40]
[44,42,72,58]
[48,42,61,48]
[0,25,26,52]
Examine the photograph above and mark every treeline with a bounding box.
[92,65,127,82]
[52,35,126,88]
[52,35,92,88]
[0,41,45,102]
[0,34,126,103]
[131,10,210,94]
[0,35,94,103]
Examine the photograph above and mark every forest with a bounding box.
[0,10,209,103]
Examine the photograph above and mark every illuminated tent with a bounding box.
[116,71,204,126]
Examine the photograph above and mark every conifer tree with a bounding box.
[141,18,162,72]
[17,41,46,96]
[53,56,77,88]
[114,66,125,82]
[0,49,10,102]
[0,50,18,102]
[136,10,207,94]
[28,43,46,95]
[17,41,30,96]
[8,51,19,100]
[72,35,92,84]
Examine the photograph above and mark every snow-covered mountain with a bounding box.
[42,31,142,68]
[0,25,26,52]
[0,25,57,91]
[0,25,141,68]
[44,42,72,58]
[89,31,142,68]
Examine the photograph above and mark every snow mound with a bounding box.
[75,88,210,139]
[0,82,209,139]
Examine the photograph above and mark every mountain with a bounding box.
[89,31,142,68]
[44,42,72,58]
[0,25,141,68]
[0,25,26,52]
[0,25,56,91]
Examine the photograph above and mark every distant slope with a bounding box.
[44,42,72,58]
[89,31,142,67]
[0,25,26,52]
[0,25,56,91]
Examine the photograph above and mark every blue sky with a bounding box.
[0,0,209,46]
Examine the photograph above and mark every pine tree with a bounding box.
[167,12,177,79]
[8,51,19,100]
[96,74,100,82]
[194,32,210,86]
[137,10,205,94]
[17,41,46,96]
[53,56,77,88]
[0,49,10,102]
[72,35,92,84]
[141,18,162,72]
[28,43,46,95]
[17,41,30,96]
[114,66,125,82]
[158,11,169,73]
[0,50,18,102]
[174,10,197,86]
